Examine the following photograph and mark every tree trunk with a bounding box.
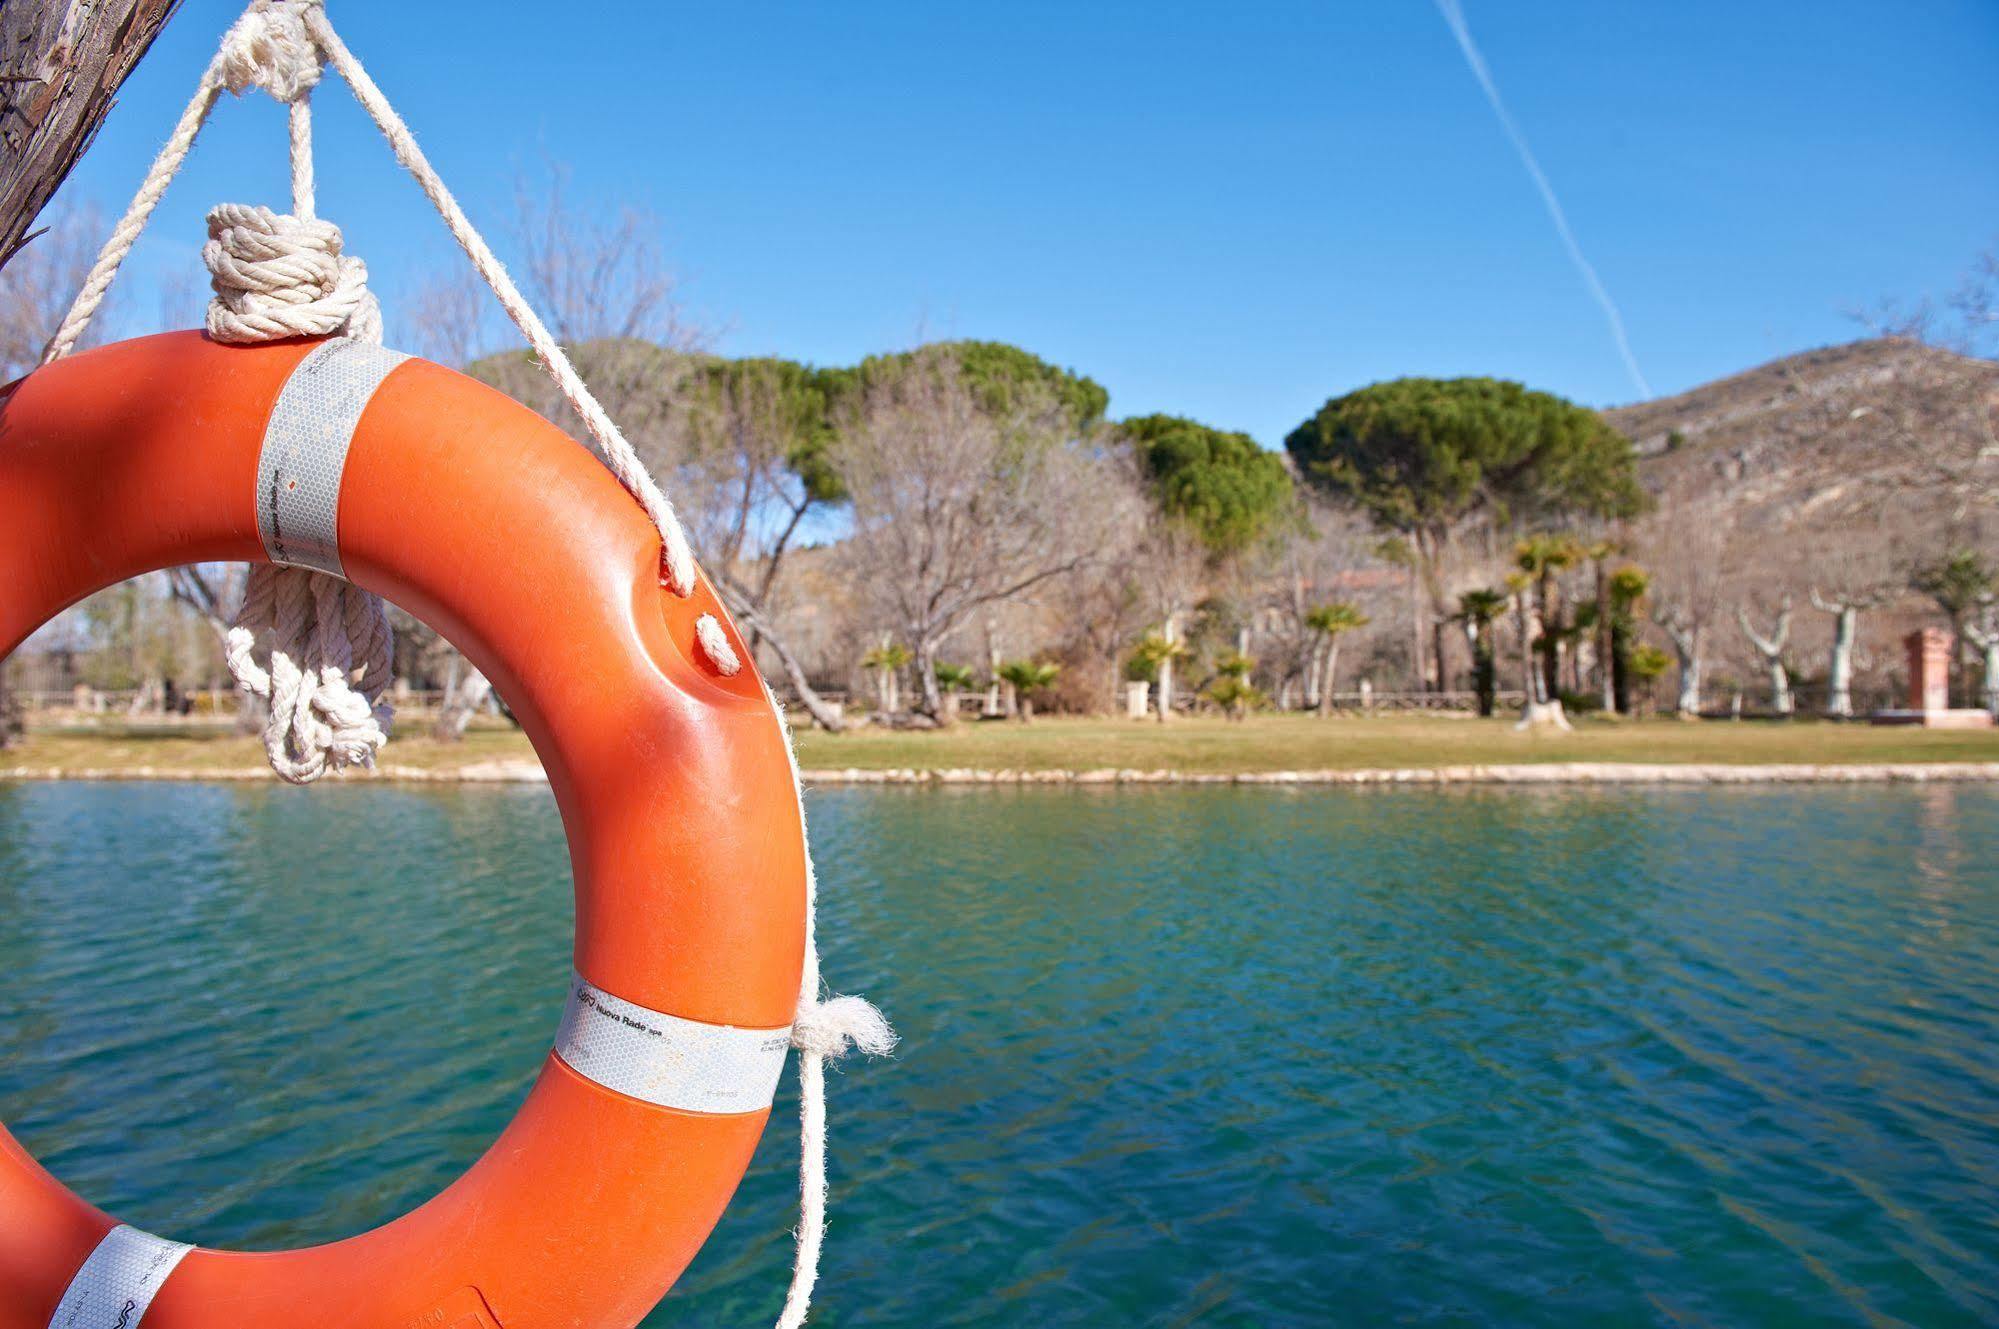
[1611,619,1632,715]
[0,666,21,749]
[983,616,1002,717]
[0,1,176,746]
[1826,606,1856,718]
[1430,615,1450,694]
[434,664,493,741]
[1767,662,1792,716]
[1671,633,1702,717]
[1,0,179,269]
[1595,561,1615,713]
[1515,597,1537,703]
[758,624,849,732]
[1537,571,1561,703]
[1156,612,1178,722]
[1316,638,1335,717]
[1409,572,1427,692]
[1469,628,1495,717]
[915,640,949,724]
[1984,640,1999,717]
[1951,616,1969,709]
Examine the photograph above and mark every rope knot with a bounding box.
[205,202,380,344]
[225,564,394,785]
[791,994,897,1061]
[217,0,325,104]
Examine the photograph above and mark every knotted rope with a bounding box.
[44,0,883,1318]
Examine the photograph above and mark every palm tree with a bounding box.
[860,640,912,713]
[1130,632,1190,722]
[1605,565,1649,714]
[1205,650,1261,721]
[995,659,1060,722]
[1504,570,1535,702]
[1514,534,1582,704]
[933,662,976,720]
[1303,602,1368,717]
[1455,588,1509,717]
[1584,538,1623,711]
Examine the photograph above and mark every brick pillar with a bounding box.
[1907,627,1952,712]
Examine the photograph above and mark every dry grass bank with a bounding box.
[7,712,1999,779]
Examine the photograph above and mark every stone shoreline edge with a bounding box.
[6,760,1999,786]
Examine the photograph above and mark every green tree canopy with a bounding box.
[1913,549,1992,619]
[1120,413,1296,555]
[1283,376,1644,542]
[837,340,1109,434]
[674,354,847,502]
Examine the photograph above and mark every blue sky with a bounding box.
[50,1,1999,445]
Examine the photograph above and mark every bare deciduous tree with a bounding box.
[0,203,98,377]
[654,358,853,729]
[1737,594,1794,716]
[833,347,1140,723]
[1807,543,1896,718]
[1,204,102,746]
[1647,507,1729,717]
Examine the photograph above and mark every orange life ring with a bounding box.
[0,331,807,1328]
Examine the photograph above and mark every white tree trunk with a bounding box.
[1966,622,1999,717]
[1767,662,1793,715]
[1675,648,1702,716]
[983,616,1003,717]
[1156,612,1179,722]
[435,666,493,741]
[1826,606,1856,717]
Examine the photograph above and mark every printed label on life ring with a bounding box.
[46,1225,191,1329]
[553,972,791,1114]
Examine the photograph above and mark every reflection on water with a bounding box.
[2,783,1996,1326]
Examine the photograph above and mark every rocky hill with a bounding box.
[1610,338,1999,550]
[1599,339,1999,704]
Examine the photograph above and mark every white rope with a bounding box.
[766,686,896,1329]
[295,9,710,605]
[43,0,883,1317]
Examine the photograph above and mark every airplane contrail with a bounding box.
[1433,0,1652,399]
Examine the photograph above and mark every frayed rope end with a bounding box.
[791,994,896,1061]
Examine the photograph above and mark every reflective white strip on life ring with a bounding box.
[255,338,410,578]
[46,1225,191,1329]
[553,972,791,1115]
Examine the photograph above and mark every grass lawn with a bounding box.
[8,712,1999,777]
[792,713,1999,773]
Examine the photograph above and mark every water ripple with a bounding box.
[1,782,1996,1325]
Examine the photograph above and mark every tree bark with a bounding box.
[2,0,179,269]
[1826,606,1856,717]
[915,639,949,724]
[1964,621,1999,717]
[1668,629,1702,717]
[1595,561,1615,713]
[434,660,493,741]
[0,1,177,746]
[1155,612,1179,722]
[720,593,849,731]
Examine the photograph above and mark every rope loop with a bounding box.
[217,0,325,104]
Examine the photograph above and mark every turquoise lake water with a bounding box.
[2,782,1996,1326]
